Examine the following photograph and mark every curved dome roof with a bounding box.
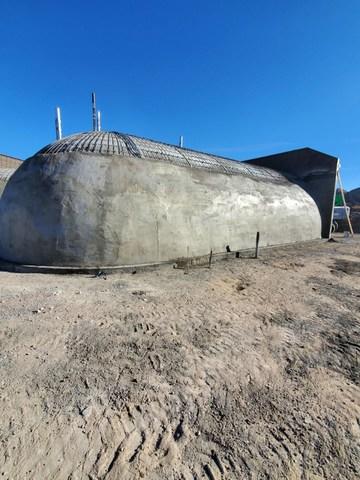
[37,131,142,157]
[36,131,286,183]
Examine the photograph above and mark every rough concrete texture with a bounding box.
[0,155,22,198]
[0,144,322,267]
[0,168,17,197]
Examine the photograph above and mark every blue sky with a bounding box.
[1,0,359,189]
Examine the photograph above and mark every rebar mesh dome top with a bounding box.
[36,131,287,182]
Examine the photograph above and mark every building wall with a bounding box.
[0,179,6,196]
[0,151,322,267]
[0,155,22,197]
[0,169,18,197]
[0,154,22,169]
[245,148,338,238]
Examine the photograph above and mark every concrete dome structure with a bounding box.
[0,131,338,268]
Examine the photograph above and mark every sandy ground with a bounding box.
[0,237,359,480]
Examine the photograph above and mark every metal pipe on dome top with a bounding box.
[91,92,97,131]
[179,135,184,148]
[55,107,62,140]
[97,110,101,131]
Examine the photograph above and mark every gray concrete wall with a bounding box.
[0,180,6,197]
[0,151,322,267]
[0,168,17,197]
[245,148,338,238]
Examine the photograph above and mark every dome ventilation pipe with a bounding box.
[55,107,62,140]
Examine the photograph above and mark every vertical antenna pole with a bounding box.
[55,107,62,140]
[97,111,101,132]
[179,135,184,148]
[92,92,97,131]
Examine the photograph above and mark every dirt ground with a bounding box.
[0,237,359,480]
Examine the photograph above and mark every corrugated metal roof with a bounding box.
[36,131,287,183]
[0,154,22,169]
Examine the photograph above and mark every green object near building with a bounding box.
[335,191,344,206]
